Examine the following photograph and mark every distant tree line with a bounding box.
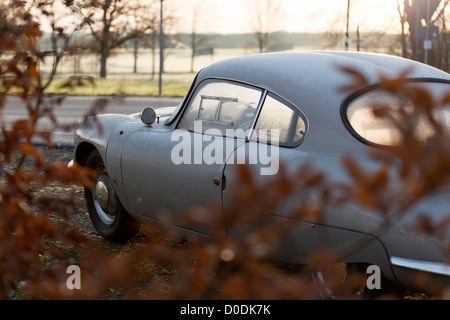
[35,0,450,78]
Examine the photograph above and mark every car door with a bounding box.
[222,92,309,217]
[120,79,264,236]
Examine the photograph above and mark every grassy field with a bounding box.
[39,47,257,97]
[39,47,240,97]
[45,76,192,97]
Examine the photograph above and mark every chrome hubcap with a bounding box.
[92,173,118,226]
[95,180,110,210]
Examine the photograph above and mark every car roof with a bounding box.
[197,51,450,91]
[195,51,450,155]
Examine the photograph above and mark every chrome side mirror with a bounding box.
[140,107,156,126]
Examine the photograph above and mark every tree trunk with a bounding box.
[133,38,138,74]
[405,1,419,61]
[400,14,408,58]
[151,31,156,80]
[190,31,196,73]
[440,13,449,72]
[99,40,109,79]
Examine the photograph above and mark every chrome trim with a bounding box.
[391,256,450,277]
[247,89,268,141]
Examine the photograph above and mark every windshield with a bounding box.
[344,80,450,147]
[164,73,200,126]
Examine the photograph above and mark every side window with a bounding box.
[177,80,262,136]
[251,94,307,147]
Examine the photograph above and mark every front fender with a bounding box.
[73,113,139,166]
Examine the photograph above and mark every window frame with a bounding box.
[175,77,309,147]
[250,92,309,148]
[176,78,266,139]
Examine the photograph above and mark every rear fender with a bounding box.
[262,215,396,282]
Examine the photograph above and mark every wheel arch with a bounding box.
[74,142,99,166]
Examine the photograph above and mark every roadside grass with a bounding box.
[44,77,191,97]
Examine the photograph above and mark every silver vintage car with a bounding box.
[72,51,450,298]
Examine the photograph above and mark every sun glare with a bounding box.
[282,0,401,34]
[184,0,404,34]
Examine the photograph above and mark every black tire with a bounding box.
[84,149,140,243]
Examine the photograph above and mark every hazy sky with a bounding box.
[171,0,402,34]
[50,0,408,35]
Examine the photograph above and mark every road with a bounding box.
[2,95,183,146]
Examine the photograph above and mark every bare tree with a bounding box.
[396,0,409,58]
[66,33,97,74]
[77,0,153,78]
[246,0,285,53]
[128,0,160,74]
[185,0,214,73]
[318,0,361,50]
[138,1,176,79]
[320,14,346,50]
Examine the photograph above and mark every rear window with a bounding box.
[343,80,450,147]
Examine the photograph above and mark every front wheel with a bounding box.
[84,150,140,243]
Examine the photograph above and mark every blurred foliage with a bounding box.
[0,0,448,301]
[0,0,121,299]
